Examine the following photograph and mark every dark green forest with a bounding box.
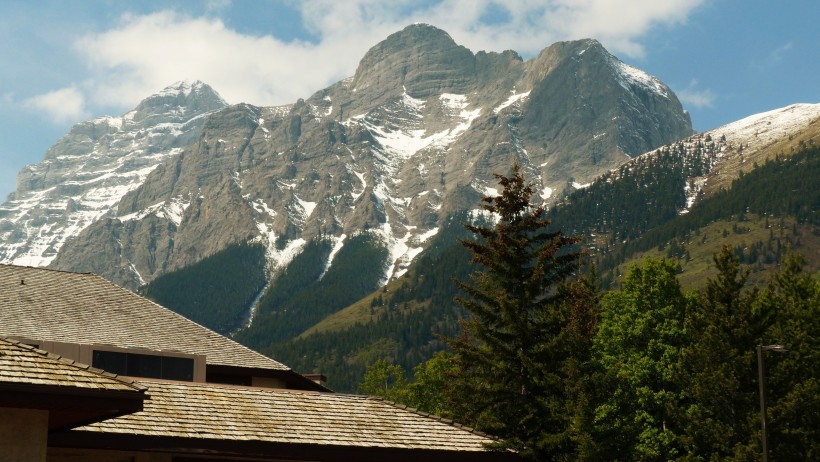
[141,242,267,334]
[548,135,723,241]
[235,233,391,350]
[261,214,477,391]
[605,145,819,268]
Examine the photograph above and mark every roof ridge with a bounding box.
[0,264,292,372]
[0,263,95,276]
[136,379,325,394]
[0,336,148,392]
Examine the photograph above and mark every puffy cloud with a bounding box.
[675,80,715,108]
[23,86,89,124]
[67,1,705,112]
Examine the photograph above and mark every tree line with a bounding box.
[361,165,819,461]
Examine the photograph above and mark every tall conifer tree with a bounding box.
[449,163,596,460]
[676,246,763,460]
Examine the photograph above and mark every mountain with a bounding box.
[13,24,690,292]
[274,104,819,391]
[1,25,694,384]
[0,81,227,277]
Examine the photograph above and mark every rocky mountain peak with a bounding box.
[0,81,228,267]
[128,80,228,126]
[351,23,475,103]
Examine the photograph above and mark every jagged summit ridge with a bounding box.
[129,80,228,126]
[0,82,229,267]
[350,23,476,110]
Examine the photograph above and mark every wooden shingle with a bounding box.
[0,337,144,393]
[0,264,288,371]
[77,380,508,453]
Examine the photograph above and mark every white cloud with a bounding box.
[65,1,705,114]
[23,86,89,123]
[755,41,794,69]
[675,80,715,108]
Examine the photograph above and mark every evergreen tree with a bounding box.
[675,246,764,460]
[449,163,595,460]
[755,252,820,460]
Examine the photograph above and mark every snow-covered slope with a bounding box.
[0,81,227,266]
[624,103,820,214]
[707,103,820,152]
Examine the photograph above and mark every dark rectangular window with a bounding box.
[127,353,163,379]
[162,355,195,381]
[93,350,128,375]
[92,350,194,381]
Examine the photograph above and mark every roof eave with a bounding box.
[49,431,520,462]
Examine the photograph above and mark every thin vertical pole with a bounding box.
[757,345,768,462]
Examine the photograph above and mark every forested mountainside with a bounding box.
[252,143,818,392]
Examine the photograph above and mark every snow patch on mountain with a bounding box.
[296,196,317,219]
[118,194,191,226]
[244,235,306,329]
[540,186,554,200]
[250,198,277,218]
[494,90,531,114]
[680,177,707,214]
[349,169,367,202]
[612,59,670,99]
[320,234,347,280]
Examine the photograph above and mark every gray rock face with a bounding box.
[13,24,693,289]
[0,81,227,267]
[351,24,476,106]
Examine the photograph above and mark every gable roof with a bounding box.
[0,337,146,431]
[0,264,288,371]
[56,380,516,461]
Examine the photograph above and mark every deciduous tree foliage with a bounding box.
[448,163,596,460]
[359,351,458,418]
[593,258,688,461]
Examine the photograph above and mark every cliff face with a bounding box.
[4,24,693,289]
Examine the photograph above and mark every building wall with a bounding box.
[0,407,48,462]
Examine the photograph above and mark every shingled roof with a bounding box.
[0,337,147,431]
[0,264,288,371]
[0,337,145,393]
[55,380,516,461]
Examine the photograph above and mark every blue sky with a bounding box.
[1,0,818,200]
